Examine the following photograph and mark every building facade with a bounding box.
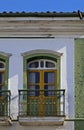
[0,12,84,130]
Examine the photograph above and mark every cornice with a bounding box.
[0,17,84,37]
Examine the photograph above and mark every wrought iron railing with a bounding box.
[18,89,65,117]
[0,90,11,117]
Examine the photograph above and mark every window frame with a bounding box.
[0,52,11,116]
[0,57,9,91]
[27,59,57,70]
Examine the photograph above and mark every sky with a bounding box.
[0,0,84,13]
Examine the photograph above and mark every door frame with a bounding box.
[22,49,62,116]
[27,69,57,116]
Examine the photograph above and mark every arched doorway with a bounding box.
[27,59,57,116]
[19,50,65,117]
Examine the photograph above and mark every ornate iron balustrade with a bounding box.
[0,90,11,117]
[18,89,65,117]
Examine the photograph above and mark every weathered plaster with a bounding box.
[0,38,74,119]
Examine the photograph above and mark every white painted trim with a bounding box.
[0,51,12,57]
[21,49,63,57]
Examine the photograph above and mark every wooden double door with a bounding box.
[27,70,57,116]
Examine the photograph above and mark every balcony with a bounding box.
[18,89,65,125]
[0,90,11,125]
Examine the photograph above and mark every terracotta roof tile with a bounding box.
[0,11,84,19]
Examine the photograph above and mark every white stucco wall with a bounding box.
[0,38,74,119]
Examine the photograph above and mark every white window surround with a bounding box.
[21,49,63,57]
[0,51,12,57]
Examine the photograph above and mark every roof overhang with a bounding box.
[0,11,84,38]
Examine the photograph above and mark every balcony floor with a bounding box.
[0,117,12,126]
[19,117,65,126]
[0,121,74,130]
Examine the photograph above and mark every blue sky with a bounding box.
[0,0,84,12]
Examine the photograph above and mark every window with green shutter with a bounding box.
[0,52,11,116]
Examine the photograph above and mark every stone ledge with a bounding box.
[0,117,13,126]
[19,117,64,126]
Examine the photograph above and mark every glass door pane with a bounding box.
[27,71,40,116]
[44,72,55,96]
[44,72,55,83]
[28,72,40,96]
[28,72,39,84]
[43,71,57,116]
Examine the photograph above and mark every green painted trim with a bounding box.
[65,118,84,121]
[57,58,61,89]
[5,58,9,90]
[74,120,84,130]
[0,54,10,116]
[23,57,27,90]
[23,50,61,90]
[0,54,9,90]
[74,38,84,118]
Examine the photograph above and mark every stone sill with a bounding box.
[0,117,12,126]
[19,117,65,126]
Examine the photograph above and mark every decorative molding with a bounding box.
[0,51,12,57]
[0,18,84,37]
[21,49,63,57]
